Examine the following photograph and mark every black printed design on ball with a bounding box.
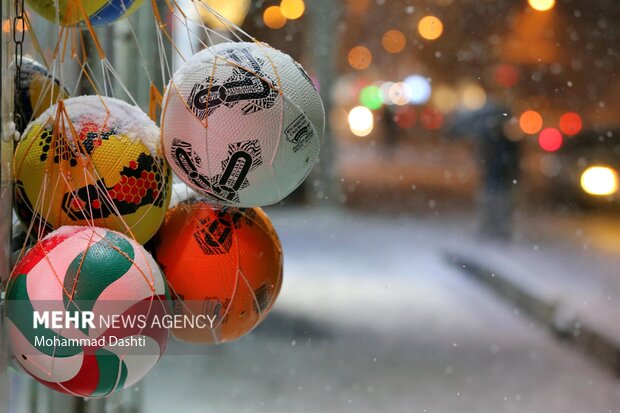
[285,114,314,152]
[193,208,244,255]
[170,138,212,191]
[254,283,275,313]
[60,153,168,221]
[210,140,263,203]
[187,47,279,120]
[171,138,263,204]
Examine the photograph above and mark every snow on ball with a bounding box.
[13,57,69,131]
[161,41,325,207]
[4,226,170,397]
[25,0,144,26]
[14,95,171,244]
[153,199,283,343]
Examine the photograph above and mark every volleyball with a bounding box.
[154,200,283,343]
[25,0,144,26]
[14,57,69,131]
[4,226,169,397]
[161,41,324,207]
[14,95,171,244]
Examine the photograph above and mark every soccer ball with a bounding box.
[14,95,171,244]
[161,41,324,207]
[5,226,169,397]
[153,199,283,343]
[25,0,144,26]
[14,57,69,131]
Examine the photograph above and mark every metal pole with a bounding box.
[306,0,342,206]
[1,0,15,411]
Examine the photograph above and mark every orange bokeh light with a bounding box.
[280,0,305,20]
[519,110,543,134]
[348,46,372,70]
[263,6,287,29]
[382,29,407,54]
[418,16,443,40]
[559,112,582,136]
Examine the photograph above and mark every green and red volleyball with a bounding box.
[5,226,169,397]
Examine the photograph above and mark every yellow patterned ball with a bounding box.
[14,96,171,244]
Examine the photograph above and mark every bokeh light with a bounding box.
[461,83,486,111]
[196,0,251,28]
[348,46,373,70]
[580,166,619,196]
[382,29,407,54]
[348,106,374,137]
[379,82,395,104]
[528,0,555,12]
[263,6,287,29]
[538,128,563,152]
[388,82,412,106]
[280,0,305,20]
[432,85,459,114]
[360,85,383,110]
[404,75,432,105]
[418,16,443,40]
[559,112,582,136]
[493,63,520,88]
[519,110,543,134]
[394,106,417,129]
[420,108,444,130]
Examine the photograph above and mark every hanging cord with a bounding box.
[13,0,25,132]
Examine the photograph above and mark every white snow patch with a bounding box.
[26,95,161,156]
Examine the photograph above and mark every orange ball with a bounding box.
[154,200,282,344]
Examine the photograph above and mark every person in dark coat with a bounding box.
[449,100,521,240]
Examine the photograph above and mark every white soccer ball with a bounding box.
[161,41,325,207]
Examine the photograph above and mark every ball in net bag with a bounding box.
[5,226,169,397]
[14,96,171,244]
[153,199,283,343]
[161,42,324,207]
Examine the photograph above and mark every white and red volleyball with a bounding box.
[4,226,169,397]
[161,42,324,207]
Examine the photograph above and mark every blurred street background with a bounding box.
[10,208,620,412]
[4,0,620,411]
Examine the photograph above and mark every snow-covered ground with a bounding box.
[137,207,620,413]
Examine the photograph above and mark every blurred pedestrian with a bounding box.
[449,100,520,240]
